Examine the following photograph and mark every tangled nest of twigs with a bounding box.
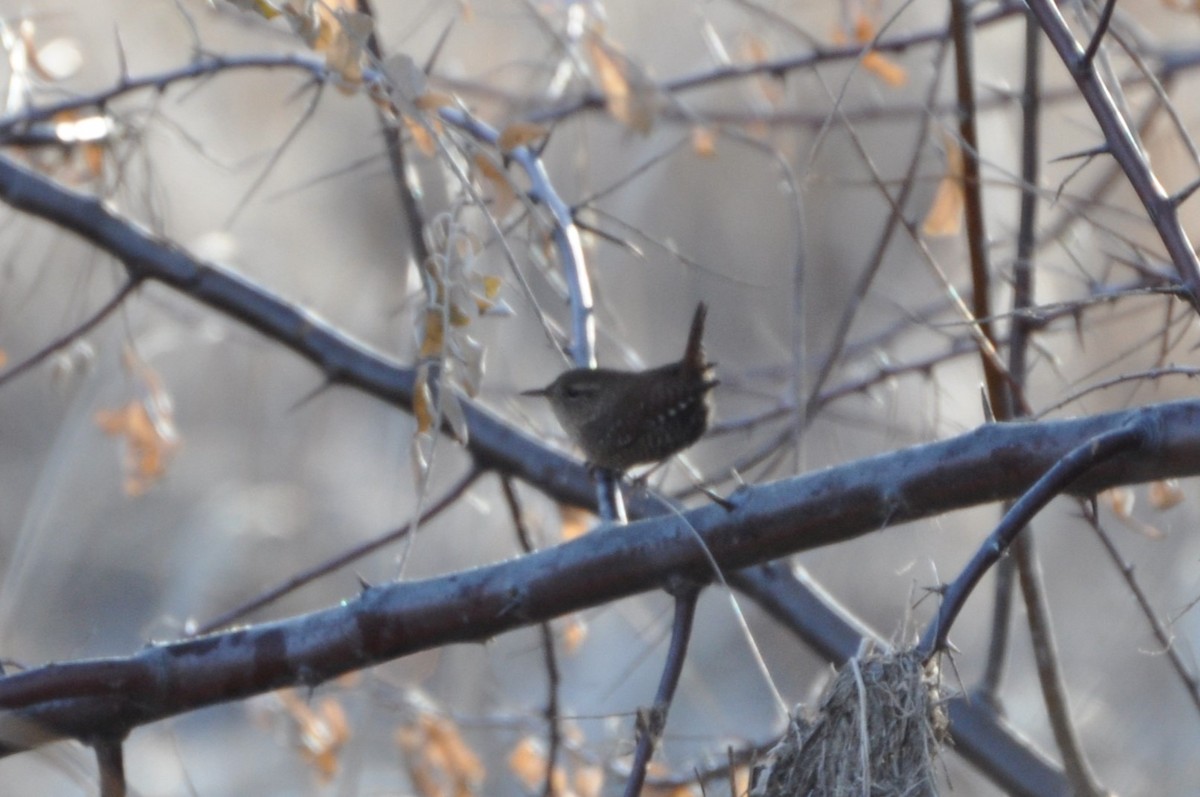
[751,649,947,797]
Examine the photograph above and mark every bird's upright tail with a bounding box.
[683,301,709,375]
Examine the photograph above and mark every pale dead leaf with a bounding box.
[1103,486,1165,539]
[397,712,486,797]
[1104,486,1135,520]
[94,348,181,496]
[831,11,909,88]
[441,388,469,445]
[226,0,282,17]
[473,151,517,218]
[574,764,605,797]
[481,275,502,300]
[559,503,593,541]
[584,30,655,134]
[414,92,457,111]
[922,134,964,237]
[498,121,549,153]
[738,33,785,106]
[560,614,588,654]
[862,51,908,87]
[691,126,717,158]
[404,114,438,157]
[277,690,350,783]
[325,11,372,92]
[414,368,435,433]
[508,736,546,790]
[419,308,446,360]
[1149,479,1184,510]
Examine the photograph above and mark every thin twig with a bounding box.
[982,0,1044,709]
[500,477,562,797]
[919,421,1149,658]
[622,582,701,797]
[0,278,140,390]
[355,0,431,291]
[1081,0,1118,68]
[804,15,952,423]
[1081,502,1200,715]
[950,0,1008,420]
[1026,0,1200,309]
[1013,528,1108,796]
[95,737,126,797]
[192,467,482,635]
[524,0,1027,124]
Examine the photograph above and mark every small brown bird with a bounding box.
[522,303,717,472]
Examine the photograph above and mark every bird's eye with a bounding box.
[563,384,584,399]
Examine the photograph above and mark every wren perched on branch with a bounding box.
[522,302,718,473]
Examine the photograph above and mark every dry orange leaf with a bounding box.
[420,308,446,360]
[397,712,485,797]
[415,92,457,111]
[449,301,472,328]
[922,135,964,237]
[738,33,785,107]
[559,503,593,541]
[691,126,717,158]
[1104,486,1135,520]
[1149,479,1184,510]
[508,735,574,795]
[82,139,105,177]
[641,781,698,796]
[404,114,438,157]
[277,690,350,783]
[560,614,588,655]
[414,369,436,434]
[325,11,373,92]
[228,0,282,19]
[730,765,751,796]
[507,736,547,790]
[585,30,655,134]
[481,274,502,300]
[573,764,605,797]
[473,151,517,218]
[1103,486,1166,539]
[498,121,549,153]
[861,51,908,87]
[831,11,908,88]
[94,349,180,496]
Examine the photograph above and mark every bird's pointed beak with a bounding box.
[520,386,550,397]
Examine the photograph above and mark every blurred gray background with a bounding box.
[1,0,1199,794]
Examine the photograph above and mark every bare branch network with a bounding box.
[1,1,1199,796]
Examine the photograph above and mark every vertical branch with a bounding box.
[95,738,126,797]
[803,21,952,419]
[1002,14,1126,794]
[1081,0,1118,69]
[1012,522,1109,797]
[500,478,562,797]
[622,582,701,797]
[1025,0,1200,309]
[949,0,1008,420]
[1082,503,1200,715]
[355,0,431,289]
[918,423,1147,659]
[982,2,1043,705]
